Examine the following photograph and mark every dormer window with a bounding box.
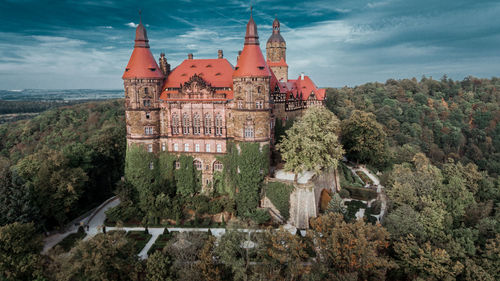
[149,68,156,71]
[206,64,212,68]
[258,66,265,70]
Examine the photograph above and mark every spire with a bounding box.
[244,8,259,45]
[135,10,149,48]
[267,16,285,44]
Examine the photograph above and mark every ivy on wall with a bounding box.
[264,182,294,221]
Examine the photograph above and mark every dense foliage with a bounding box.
[264,182,294,220]
[278,106,344,179]
[326,76,500,174]
[0,99,126,229]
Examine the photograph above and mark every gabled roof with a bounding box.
[122,23,164,79]
[294,75,325,101]
[163,59,234,89]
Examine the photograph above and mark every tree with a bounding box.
[278,106,344,181]
[393,234,464,281]
[341,110,387,165]
[197,235,227,281]
[215,230,252,281]
[326,193,347,216]
[55,231,139,281]
[307,213,395,280]
[0,222,43,281]
[146,251,174,281]
[15,148,88,227]
[259,227,311,280]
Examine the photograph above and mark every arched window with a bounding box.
[171,113,179,134]
[182,113,190,134]
[193,113,201,135]
[194,160,202,170]
[204,113,212,135]
[213,161,223,172]
[144,87,149,95]
[257,86,262,93]
[215,113,223,136]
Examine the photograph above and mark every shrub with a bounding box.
[368,200,382,215]
[339,188,350,199]
[345,200,367,222]
[208,198,224,214]
[343,186,377,201]
[264,182,294,221]
[105,200,142,223]
[249,209,271,224]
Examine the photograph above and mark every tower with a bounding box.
[266,17,288,82]
[122,18,165,153]
[230,11,272,146]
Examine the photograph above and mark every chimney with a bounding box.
[301,73,304,80]
[218,49,223,59]
[188,53,193,59]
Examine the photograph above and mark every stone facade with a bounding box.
[123,15,326,190]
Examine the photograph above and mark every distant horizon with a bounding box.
[0,0,499,89]
[1,74,498,92]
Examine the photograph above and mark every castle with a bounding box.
[123,13,326,188]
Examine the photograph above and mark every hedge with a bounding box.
[343,186,377,201]
[264,182,294,221]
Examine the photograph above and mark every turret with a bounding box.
[159,53,170,76]
[230,10,272,145]
[266,17,288,82]
[122,15,163,153]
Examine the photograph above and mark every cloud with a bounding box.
[125,22,138,28]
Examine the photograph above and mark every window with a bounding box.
[216,144,222,153]
[175,161,180,169]
[171,113,179,134]
[257,86,262,93]
[173,143,178,151]
[145,112,150,119]
[147,144,153,153]
[244,126,254,138]
[213,161,223,172]
[149,161,154,170]
[204,113,212,135]
[145,126,153,135]
[182,113,190,134]
[162,142,166,151]
[193,113,201,135]
[195,143,200,152]
[205,143,211,152]
[237,100,243,109]
[144,87,149,95]
[215,113,223,136]
[255,100,263,109]
[143,99,151,107]
[184,143,189,152]
[194,160,202,170]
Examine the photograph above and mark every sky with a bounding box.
[0,0,499,89]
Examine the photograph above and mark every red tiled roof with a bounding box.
[123,48,164,79]
[294,75,325,101]
[233,15,271,77]
[267,58,288,68]
[122,23,164,80]
[163,59,234,89]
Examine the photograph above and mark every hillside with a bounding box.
[326,76,500,175]
[0,99,126,229]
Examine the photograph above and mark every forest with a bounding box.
[0,76,498,281]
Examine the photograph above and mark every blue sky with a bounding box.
[0,0,499,89]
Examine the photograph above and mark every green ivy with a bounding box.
[174,154,200,197]
[264,182,294,221]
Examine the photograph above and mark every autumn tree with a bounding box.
[341,110,387,165]
[197,235,227,281]
[258,227,311,280]
[55,231,139,281]
[278,106,344,182]
[307,213,395,280]
[146,251,174,281]
[0,222,43,281]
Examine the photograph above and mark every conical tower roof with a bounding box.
[233,12,270,77]
[267,17,285,44]
[123,19,164,79]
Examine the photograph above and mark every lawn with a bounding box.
[126,231,153,254]
[57,231,86,252]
